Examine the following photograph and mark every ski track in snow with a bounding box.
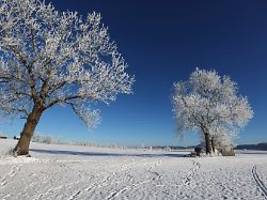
[0,140,267,200]
[252,165,267,199]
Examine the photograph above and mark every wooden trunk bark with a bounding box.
[204,131,213,154]
[13,104,43,156]
[211,136,216,152]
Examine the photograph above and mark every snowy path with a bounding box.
[0,140,267,200]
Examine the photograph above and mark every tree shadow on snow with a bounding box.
[30,149,189,158]
[237,151,267,155]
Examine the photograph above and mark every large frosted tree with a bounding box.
[0,0,134,156]
[172,68,253,154]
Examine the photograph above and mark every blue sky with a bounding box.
[1,0,267,146]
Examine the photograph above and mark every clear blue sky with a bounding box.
[1,0,267,146]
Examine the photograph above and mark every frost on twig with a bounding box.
[172,68,253,154]
[0,0,134,128]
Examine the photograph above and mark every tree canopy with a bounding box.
[0,0,134,127]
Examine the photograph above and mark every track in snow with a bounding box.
[0,165,20,187]
[1,140,267,200]
[184,160,201,186]
[68,191,81,200]
[105,159,162,200]
[252,165,267,199]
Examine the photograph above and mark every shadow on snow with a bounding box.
[30,148,190,158]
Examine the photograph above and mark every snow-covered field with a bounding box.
[0,139,267,200]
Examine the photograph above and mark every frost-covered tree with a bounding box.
[0,0,134,156]
[172,68,253,154]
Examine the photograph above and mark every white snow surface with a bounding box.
[0,139,267,200]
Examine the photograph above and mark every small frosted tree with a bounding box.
[172,68,253,155]
[0,0,134,155]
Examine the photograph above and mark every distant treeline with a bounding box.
[151,143,267,151]
[145,145,195,150]
[235,143,267,151]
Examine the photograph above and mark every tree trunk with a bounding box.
[204,132,213,155]
[13,104,44,156]
[211,136,215,152]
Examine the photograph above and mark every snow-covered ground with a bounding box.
[0,139,267,200]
